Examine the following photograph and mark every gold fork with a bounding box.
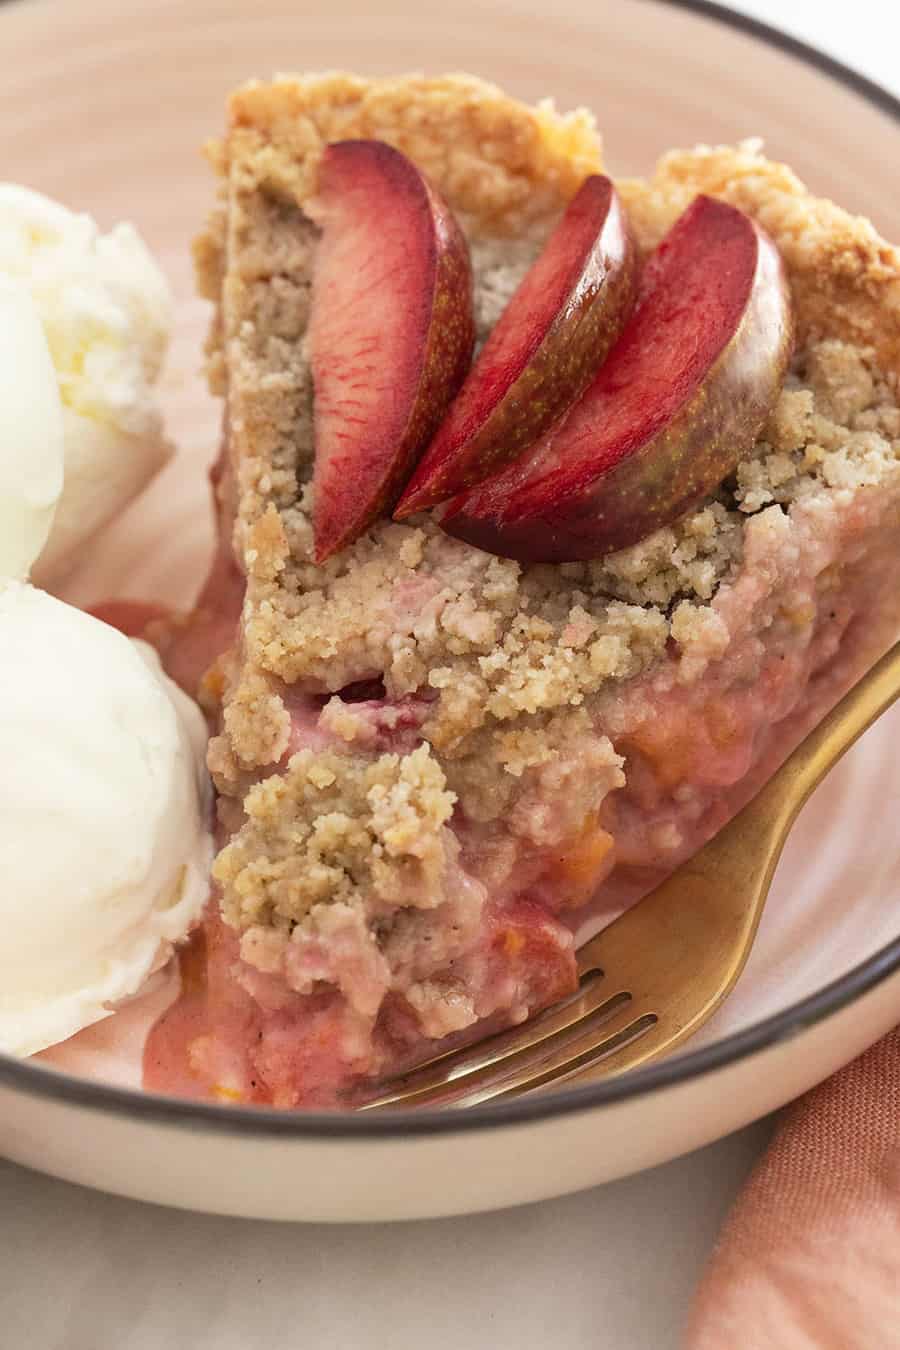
[362,637,900,1111]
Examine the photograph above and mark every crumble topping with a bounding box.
[214,743,458,931]
[200,76,900,936]
[733,343,900,512]
[210,338,898,790]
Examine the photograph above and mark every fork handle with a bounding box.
[568,636,900,1078]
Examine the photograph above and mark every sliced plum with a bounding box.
[441,195,794,563]
[308,139,475,561]
[396,175,636,516]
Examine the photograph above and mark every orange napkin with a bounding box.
[686,1028,900,1347]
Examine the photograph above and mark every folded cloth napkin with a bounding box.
[687,1027,900,1349]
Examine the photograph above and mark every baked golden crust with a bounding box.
[224,73,602,232]
[195,73,602,390]
[619,140,900,376]
[198,75,900,937]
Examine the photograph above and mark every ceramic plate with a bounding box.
[1,0,899,1222]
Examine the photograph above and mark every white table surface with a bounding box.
[0,1123,771,1350]
[1,4,895,1348]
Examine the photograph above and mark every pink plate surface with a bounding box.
[1,0,899,1220]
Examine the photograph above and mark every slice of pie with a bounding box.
[147,74,900,1108]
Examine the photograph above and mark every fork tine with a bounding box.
[367,968,607,1085]
[359,973,646,1110]
[475,1011,659,1105]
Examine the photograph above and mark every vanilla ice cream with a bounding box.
[0,582,213,1057]
[0,184,174,584]
[0,278,64,579]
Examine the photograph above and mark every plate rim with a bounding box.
[2,0,899,1140]
[5,930,900,1138]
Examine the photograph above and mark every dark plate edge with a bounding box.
[1,0,899,1140]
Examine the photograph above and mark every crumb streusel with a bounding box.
[197,80,900,869]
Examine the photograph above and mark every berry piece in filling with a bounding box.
[441,194,794,562]
[396,175,636,514]
[308,139,475,561]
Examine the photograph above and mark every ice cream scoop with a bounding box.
[0,277,64,579]
[0,184,174,584]
[0,582,213,1057]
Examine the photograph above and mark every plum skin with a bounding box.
[441,201,795,563]
[309,139,475,563]
[396,175,637,515]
